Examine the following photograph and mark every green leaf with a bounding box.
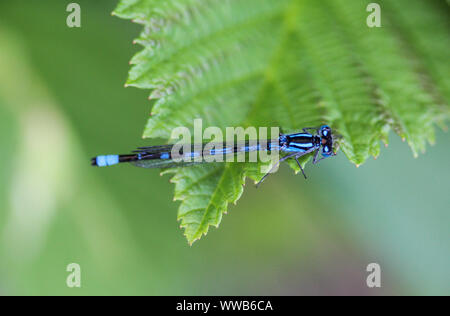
[114,0,449,243]
[163,164,246,244]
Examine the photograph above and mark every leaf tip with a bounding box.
[188,236,200,246]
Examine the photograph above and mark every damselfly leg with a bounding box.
[294,155,308,179]
[256,152,299,187]
[302,127,319,133]
[312,148,320,164]
[256,148,316,187]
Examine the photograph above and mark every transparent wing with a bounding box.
[129,140,279,169]
[131,159,207,169]
[133,144,178,154]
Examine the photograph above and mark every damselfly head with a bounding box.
[319,125,331,138]
[319,125,334,157]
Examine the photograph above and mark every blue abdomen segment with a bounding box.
[160,152,170,159]
[283,145,308,153]
[95,155,120,167]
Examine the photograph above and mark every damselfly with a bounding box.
[91,125,336,186]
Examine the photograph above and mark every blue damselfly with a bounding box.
[92,125,336,186]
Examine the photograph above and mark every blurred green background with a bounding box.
[0,0,448,295]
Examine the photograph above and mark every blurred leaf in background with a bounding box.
[0,0,448,296]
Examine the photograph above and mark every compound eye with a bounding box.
[323,145,333,157]
[320,125,331,137]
